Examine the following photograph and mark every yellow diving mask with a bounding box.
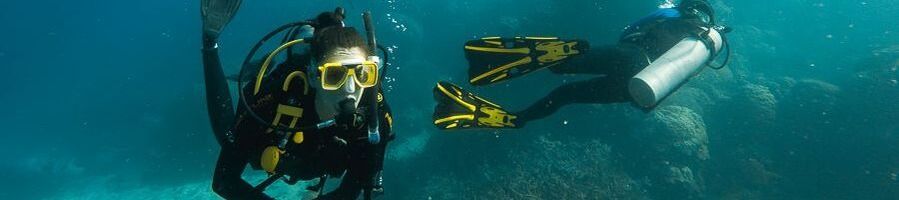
[318,59,379,90]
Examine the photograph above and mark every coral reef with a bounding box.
[784,79,840,112]
[660,86,715,116]
[635,106,709,162]
[628,106,710,199]
[734,83,778,130]
[411,135,647,199]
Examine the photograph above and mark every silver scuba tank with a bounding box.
[629,27,723,108]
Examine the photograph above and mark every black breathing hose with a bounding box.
[708,34,730,70]
[362,11,381,144]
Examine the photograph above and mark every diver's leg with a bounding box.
[549,44,646,75]
[515,77,631,125]
[211,145,274,200]
[203,36,236,146]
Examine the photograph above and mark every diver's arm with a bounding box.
[203,35,237,146]
[212,145,275,200]
[200,0,241,145]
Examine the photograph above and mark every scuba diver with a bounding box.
[433,0,730,130]
[200,0,393,199]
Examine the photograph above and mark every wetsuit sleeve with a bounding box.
[202,34,236,146]
[204,34,273,200]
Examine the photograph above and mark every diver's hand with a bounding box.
[200,0,242,39]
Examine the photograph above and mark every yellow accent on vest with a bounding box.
[292,132,304,144]
[283,71,310,94]
[273,104,303,127]
[261,146,283,173]
[255,39,306,94]
[385,113,393,129]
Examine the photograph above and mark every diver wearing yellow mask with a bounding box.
[201,1,393,199]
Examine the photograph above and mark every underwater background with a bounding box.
[1,0,898,199]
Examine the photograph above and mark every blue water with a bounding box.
[1,0,897,199]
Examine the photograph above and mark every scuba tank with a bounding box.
[629,27,724,108]
[628,0,731,108]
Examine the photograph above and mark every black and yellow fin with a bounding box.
[464,37,589,86]
[433,81,517,130]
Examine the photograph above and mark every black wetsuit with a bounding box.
[516,8,708,123]
[202,34,393,200]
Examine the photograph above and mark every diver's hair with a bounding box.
[315,10,345,31]
[311,26,369,61]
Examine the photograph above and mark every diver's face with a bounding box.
[314,47,368,119]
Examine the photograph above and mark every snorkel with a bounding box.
[362,11,382,144]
